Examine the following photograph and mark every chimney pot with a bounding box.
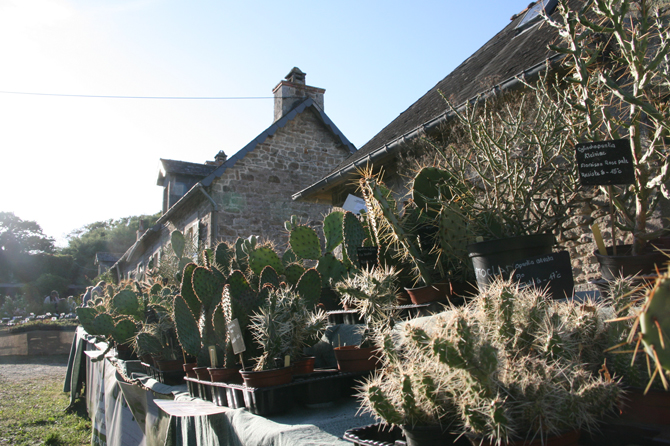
[272,67,325,122]
[214,150,228,166]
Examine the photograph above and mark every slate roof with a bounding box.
[157,159,217,185]
[293,0,572,201]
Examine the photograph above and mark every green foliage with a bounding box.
[62,212,160,283]
[34,273,69,299]
[0,211,55,255]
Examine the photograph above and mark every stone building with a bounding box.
[112,68,356,281]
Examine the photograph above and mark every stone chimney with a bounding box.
[136,219,145,241]
[272,67,325,122]
[214,150,227,166]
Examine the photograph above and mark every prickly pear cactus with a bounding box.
[259,265,280,289]
[296,268,322,309]
[284,263,306,287]
[215,241,234,272]
[173,294,202,358]
[180,263,201,316]
[323,211,344,253]
[247,246,284,276]
[192,266,220,309]
[412,167,455,218]
[111,289,140,317]
[282,248,299,267]
[76,307,98,331]
[113,318,138,345]
[640,274,670,374]
[316,252,347,287]
[171,230,186,259]
[343,211,366,268]
[91,313,115,337]
[289,225,322,260]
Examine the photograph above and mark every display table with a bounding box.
[63,327,374,446]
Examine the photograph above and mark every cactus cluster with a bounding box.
[249,285,327,371]
[284,211,371,289]
[76,285,146,361]
[358,279,622,443]
[360,172,435,286]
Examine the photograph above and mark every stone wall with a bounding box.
[210,107,351,249]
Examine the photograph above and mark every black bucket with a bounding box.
[468,234,555,291]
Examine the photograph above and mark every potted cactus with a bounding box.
[359,169,453,304]
[358,279,622,446]
[243,270,327,386]
[173,254,264,385]
[332,267,400,373]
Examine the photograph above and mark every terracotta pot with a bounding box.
[208,365,243,384]
[333,345,379,372]
[468,430,580,446]
[405,283,448,305]
[182,362,197,379]
[618,387,670,425]
[240,366,293,388]
[193,366,211,381]
[293,357,315,375]
[155,359,184,372]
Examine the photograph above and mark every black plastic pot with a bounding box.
[403,424,462,446]
[594,244,667,281]
[468,234,555,291]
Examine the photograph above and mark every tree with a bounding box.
[62,212,160,283]
[0,212,55,255]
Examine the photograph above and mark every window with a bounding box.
[515,0,558,33]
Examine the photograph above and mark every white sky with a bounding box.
[0,0,532,246]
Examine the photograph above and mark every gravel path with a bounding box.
[0,354,70,383]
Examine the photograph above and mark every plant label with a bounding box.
[510,251,574,299]
[575,139,634,185]
[226,318,246,355]
[357,246,378,270]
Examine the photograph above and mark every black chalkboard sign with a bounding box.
[510,250,574,299]
[357,246,378,270]
[575,139,635,185]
